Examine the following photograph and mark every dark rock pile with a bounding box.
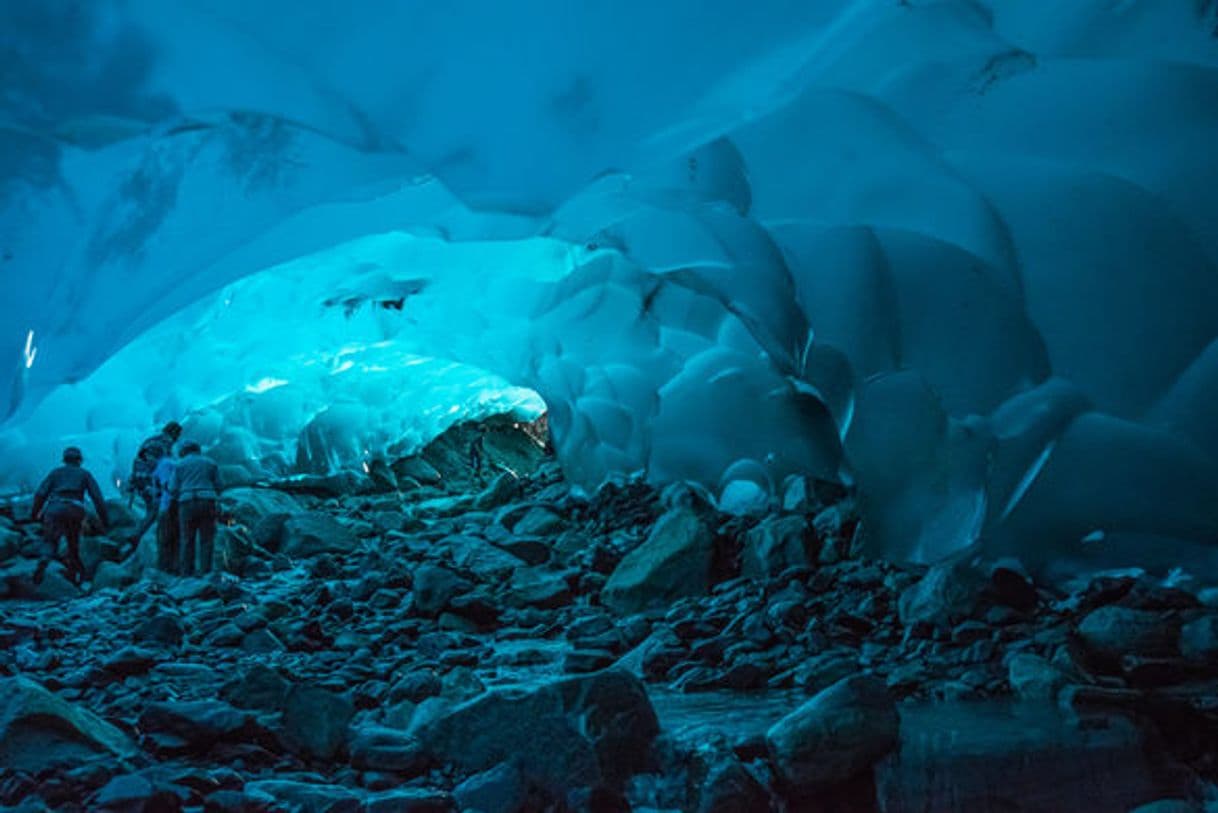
[2,420,1217,811]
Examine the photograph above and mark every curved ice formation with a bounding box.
[3,1,1218,576]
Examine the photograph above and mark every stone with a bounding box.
[389,671,443,704]
[697,757,771,813]
[280,512,359,558]
[1180,615,1218,662]
[415,669,658,794]
[222,663,293,711]
[601,507,714,614]
[505,567,572,609]
[473,472,522,510]
[139,700,251,748]
[411,564,472,616]
[244,780,360,812]
[898,553,985,630]
[793,651,859,695]
[220,488,302,530]
[513,506,565,537]
[281,684,355,760]
[93,773,182,812]
[742,515,815,579]
[91,560,136,593]
[766,674,899,794]
[241,628,285,653]
[0,676,136,772]
[454,762,527,813]
[781,475,814,514]
[349,725,430,775]
[133,613,185,648]
[1076,607,1180,667]
[1007,653,1072,700]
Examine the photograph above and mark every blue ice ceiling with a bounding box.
[3,0,1218,577]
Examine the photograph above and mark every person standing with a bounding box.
[169,442,222,577]
[127,421,182,548]
[151,451,179,574]
[31,447,109,585]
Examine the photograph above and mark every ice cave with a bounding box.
[3,2,1218,811]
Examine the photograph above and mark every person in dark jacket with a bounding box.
[128,421,182,548]
[469,424,486,478]
[32,447,109,585]
[169,441,222,577]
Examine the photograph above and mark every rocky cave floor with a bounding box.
[3,425,1218,812]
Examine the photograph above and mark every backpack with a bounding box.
[129,434,171,489]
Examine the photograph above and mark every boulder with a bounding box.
[93,773,182,812]
[348,725,430,775]
[280,512,359,559]
[742,515,815,579]
[281,684,354,760]
[1180,615,1218,662]
[473,473,522,510]
[697,756,771,813]
[139,700,252,749]
[220,488,302,530]
[898,553,985,630]
[766,674,899,794]
[221,663,293,712]
[454,762,528,813]
[601,508,714,614]
[91,560,136,593]
[134,613,186,648]
[1076,607,1180,667]
[0,676,137,772]
[412,565,473,616]
[415,669,658,795]
[513,506,565,537]
[1006,653,1073,700]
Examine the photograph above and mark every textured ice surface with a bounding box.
[3,1,1218,574]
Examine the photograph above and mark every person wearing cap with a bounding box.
[127,421,183,549]
[169,441,222,577]
[31,447,109,585]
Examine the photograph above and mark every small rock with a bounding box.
[1180,615,1218,662]
[1077,606,1179,668]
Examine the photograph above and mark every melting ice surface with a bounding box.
[3,0,1218,577]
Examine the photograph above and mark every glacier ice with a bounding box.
[3,0,1218,577]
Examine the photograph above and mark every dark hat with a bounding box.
[62,446,83,463]
[164,421,183,438]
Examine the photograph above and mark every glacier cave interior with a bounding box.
[3,1,1218,811]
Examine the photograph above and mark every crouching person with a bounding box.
[169,442,222,577]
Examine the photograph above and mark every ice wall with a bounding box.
[3,0,1218,577]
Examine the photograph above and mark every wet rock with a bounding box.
[453,762,527,813]
[415,669,658,795]
[742,516,815,579]
[1076,607,1180,668]
[766,674,899,794]
[1180,615,1218,662]
[280,512,359,558]
[564,649,616,674]
[101,646,159,679]
[240,627,285,653]
[793,650,859,695]
[281,684,354,760]
[411,565,472,616]
[0,676,136,771]
[601,507,714,614]
[349,725,430,775]
[3,560,81,601]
